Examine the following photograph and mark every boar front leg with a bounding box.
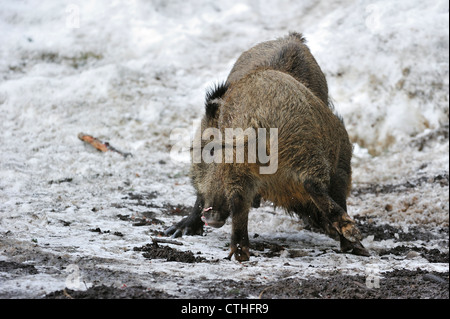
[164,195,204,238]
[225,194,251,262]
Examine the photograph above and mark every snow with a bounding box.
[0,0,448,298]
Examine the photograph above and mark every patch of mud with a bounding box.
[2,190,447,299]
[161,204,193,217]
[249,237,312,258]
[355,216,448,242]
[133,242,206,263]
[379,245,449,263]
[116,191,193,217]
[114,192,192,226]
[88,227,125,237]
[113,198,194,236]
[121,191,159,202]
[352,173,449,196]
[250,240,287,258]
[45,285,173,299]
[113,191,160,210]
[112,192,181,228]
[411,123,449,151]
[116,212,164,227]
[197,269,449,299]
[0,261,38,276]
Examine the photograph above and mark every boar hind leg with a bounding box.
[303,178,359,241]
[164,195,204,238]
[225,194,251,262]
[303,179,369,256]
[329,170,369,256]
[293,202,340,240]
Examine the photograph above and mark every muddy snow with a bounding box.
[0,0,448,299]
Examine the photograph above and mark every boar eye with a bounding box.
[210,148,214,156]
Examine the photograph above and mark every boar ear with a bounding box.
[205,81,229,119]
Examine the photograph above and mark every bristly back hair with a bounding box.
[288,31,307,43]
[205,81,229,118]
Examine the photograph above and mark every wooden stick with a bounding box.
[151,237,183,246]
[78,133,108,152]
[78,133,132,158]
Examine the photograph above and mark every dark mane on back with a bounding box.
[205,81,229,118]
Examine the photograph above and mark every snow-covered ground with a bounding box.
[0,0,448,298]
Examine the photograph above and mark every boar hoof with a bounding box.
[333,218,362,243]
[341,222,362,243]
[226,245,250,262]
[351,244,370,256]
[164,217,203,238]
[340,237,370,256]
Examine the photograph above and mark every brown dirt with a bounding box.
[133,242,206,263]
[44,284,174,299]
[195,269,449,299]
[2,191,446,299]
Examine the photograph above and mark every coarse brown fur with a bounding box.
[227,32,329,107]
[165,32,369,259]
[194,32,333,214]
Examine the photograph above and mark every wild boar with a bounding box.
[165,32,369,260]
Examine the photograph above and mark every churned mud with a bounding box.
[133,242,206,263]
[45,285,174,299]
[1,177,448,299]
[45,269,449,299]
[195,270,449,299]
[46,193,449,299]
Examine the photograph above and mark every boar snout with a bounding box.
[201,207,228,228]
